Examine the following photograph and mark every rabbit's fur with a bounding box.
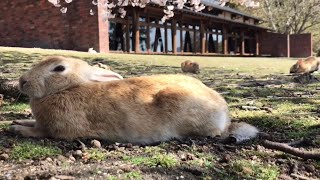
[12,56,258,144]
[181,60,200,74]
[290,56,320,74]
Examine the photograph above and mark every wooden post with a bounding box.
[215,33,219,53]
[200,21,206,54]
[205,32,208,53]
[126,19,130,52]
[255,31,259,56]
[172,19,177,54]
[133,9,140,53]
[193,26,196,54]
[180,22,183,53]
[223,26,228,55]
[146,13,150,54]
[234,35,238,54]
[287,34,290,57]
[165,23,168,53]
[241,30,245,55]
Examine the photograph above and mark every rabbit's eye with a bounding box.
[53,65,65,72]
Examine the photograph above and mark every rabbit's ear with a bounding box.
[89,68,123,82]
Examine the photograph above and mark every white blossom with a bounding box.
[48,0,258,21]
[48,0,61,7]
[90,9,95,15]
[167,5,174,10]
[60,7,67,13]
[92,0,99,6]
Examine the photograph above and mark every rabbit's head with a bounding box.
[192,62,200,73]
[19,56,123,99]
[289,59,303,73]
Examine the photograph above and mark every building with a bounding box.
[0,0,312,57]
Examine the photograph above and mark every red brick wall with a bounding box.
[290,33,312,57]
[260,32,289,57]
[0,0,102,52]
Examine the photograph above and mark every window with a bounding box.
[140,26,147,52]
[109,21,126,51]
[150,27,164,52]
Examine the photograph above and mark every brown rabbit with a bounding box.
[11,56,258,144]
[290,56,320,74]
[181,60,200,74]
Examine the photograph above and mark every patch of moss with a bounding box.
[231,159,279,180]
[124,153,178,168]
[1,103,30,112]
[86,148,107,161]
[11,141,62,160]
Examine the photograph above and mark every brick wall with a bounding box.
[0,0,104,52]
[290,33,312,57]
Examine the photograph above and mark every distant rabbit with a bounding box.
[11,56,258,144]
[181,60,200,74]
[290,56,320,74]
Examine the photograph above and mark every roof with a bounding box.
[178,8,270,30]
[200,0,261,21]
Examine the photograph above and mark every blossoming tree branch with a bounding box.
[47,0,259,22]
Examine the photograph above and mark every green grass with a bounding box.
[122,146,178,168]
[0,46,297,77]
[124,171,143,180]
[232,159,280,180]
[123,153,178,168]
[11,141,62,160]
[1,102,30,112]
[106,171,142,180]
[0,123,10,130]
[85,148,107,161]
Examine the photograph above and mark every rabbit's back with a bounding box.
[32,74,229,144]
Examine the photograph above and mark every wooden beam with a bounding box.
[205,31,208,53]
[146,14,150,54]
[200,21,206,54]
[126,19,130,52]
[255,31,259,56]
[223,26,228,55]
[215,33,219,53]
[193,26,196,54]
[287,34,290,57]
[133,8,140,53]
[180,22,183,53]
[165,23,168,53]
[240,30,245,55]
[172,19,177,54]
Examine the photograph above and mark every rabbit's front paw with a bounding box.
[10,125,45,138]
[12,120,36,127]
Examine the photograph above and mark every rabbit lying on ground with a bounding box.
[290,56,320,74]
[11,56,258,144]
[181,60,200,74]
